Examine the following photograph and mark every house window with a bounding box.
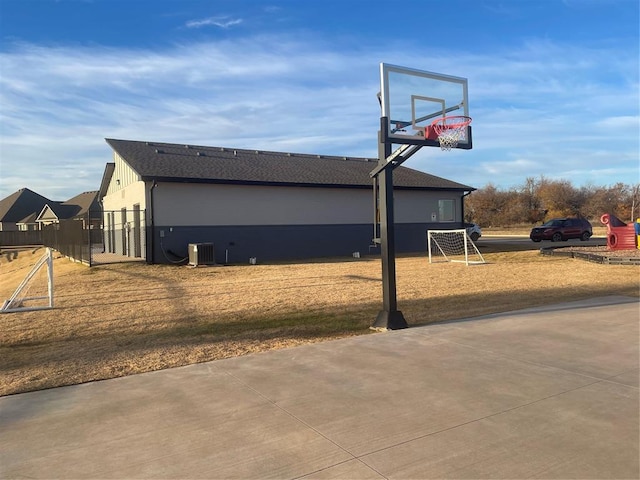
[438,199,455,222]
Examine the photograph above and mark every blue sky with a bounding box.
[0,0,638,200]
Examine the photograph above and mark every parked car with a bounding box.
[465,222,482,241]
[529,218,592,242]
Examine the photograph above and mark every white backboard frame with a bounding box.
[379,63,471,148]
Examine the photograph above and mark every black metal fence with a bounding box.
[94,209,146,265]
[34,209,146,266]
[42,219,92,264]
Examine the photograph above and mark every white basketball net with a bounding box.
[432,116,472,151]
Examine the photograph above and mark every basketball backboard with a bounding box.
[379,63,471,149]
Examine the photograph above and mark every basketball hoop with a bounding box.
[431,116,472,151]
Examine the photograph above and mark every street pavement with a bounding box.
[1,296,638,479]
[478,235,607,249]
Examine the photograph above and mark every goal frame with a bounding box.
[1,248,54,313]
[427,229,486,266]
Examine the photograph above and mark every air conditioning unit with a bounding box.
[188,243,215,266]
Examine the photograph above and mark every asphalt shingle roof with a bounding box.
[105,139,474,191]
[0,188,52,223]
[61,191,100,217]
[0,189,100,224]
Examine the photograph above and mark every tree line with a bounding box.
[465,177,640,227]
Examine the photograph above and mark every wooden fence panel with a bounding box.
[0,231,43,247]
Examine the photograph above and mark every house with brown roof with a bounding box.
[0,188,52,231]
[35,191,101,228]
[0,189,101,250]
[0,188,100,231]
[100,139,476,264]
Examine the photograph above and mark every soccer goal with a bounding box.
[1,248,54,313]
[427,229,486,266]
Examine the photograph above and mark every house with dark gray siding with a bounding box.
[100,139,475,264]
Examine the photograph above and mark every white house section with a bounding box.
[105,152,143,199]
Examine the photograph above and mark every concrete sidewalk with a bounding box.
[1,296,638,479]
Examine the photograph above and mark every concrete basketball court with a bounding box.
[1,296,638,479]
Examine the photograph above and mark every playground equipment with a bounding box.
[600,213,640,251]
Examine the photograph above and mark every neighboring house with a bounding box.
[0,188,101,248]
[0,188,100,231]
[35,191,101,228]
[0,188,52,231]
[101,138,476,264]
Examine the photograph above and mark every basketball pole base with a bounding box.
[371,309,408,331]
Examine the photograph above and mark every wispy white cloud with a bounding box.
[0,34,637,199]
[185,16,243,29]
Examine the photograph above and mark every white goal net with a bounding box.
[427,229,486,266]
[1,248,54,313]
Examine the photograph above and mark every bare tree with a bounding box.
[520,177,545,223]
[465,184,510,227]
[464,178,637,227]
[630,183,640,222]
[537,178,582,218]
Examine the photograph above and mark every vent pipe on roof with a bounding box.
[155,149,164,154]
[234,150,237,156]
[197,151,205,156]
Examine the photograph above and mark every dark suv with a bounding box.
[530,218,593,242]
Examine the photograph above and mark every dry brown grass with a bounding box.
[1,245,638,396]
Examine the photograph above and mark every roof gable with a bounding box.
[35,192,100,223]
[0,188,53,223]
[105,139,474,191]
[37,204,62,222]
[1,189,101,225]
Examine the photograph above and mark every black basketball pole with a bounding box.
[372,117,408,330]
